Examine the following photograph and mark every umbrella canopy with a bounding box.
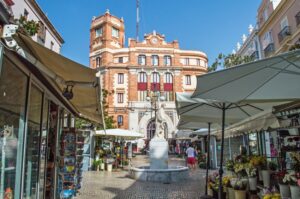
[192,49,300,103]
[215,109,280,138]
[95,129,143,139]
[177,117,220,130]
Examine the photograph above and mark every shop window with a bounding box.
[23,84,43,198]
[117,115,123,126]
[164,55,171,66]
[112,27,119,38]
[0,58,28,198]
[151,55,159,66]
[38,100,49,198]
[117,93,124,103]
[185,75,191,85]
[138,55,146,65]
[118,73,124,84]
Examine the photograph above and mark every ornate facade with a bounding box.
[89,11,208,148]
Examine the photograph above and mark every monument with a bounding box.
[130,96,188,183]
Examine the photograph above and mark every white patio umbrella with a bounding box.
[192,49,300,103]
[176,92,280,199]
[95,129,144,140]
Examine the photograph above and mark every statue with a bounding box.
[155,102,166,139]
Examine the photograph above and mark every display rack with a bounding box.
[75,133,84,192]
[58,128,77,198]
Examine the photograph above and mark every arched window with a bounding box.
[147,120,156,139]
[151,55,159,66]
[138,55,146,65]
[164,55,171,66]
[138,72,147,83]
[137,72,147,101]
[117,115,123,126]
[96,57,101,67]
[151,72,160,91]
[164,73,173,101]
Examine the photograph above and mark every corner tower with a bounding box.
[90,10,125,68]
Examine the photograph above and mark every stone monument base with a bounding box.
[149,137,168,169]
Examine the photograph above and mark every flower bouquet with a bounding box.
[233,179,247,199]
[261,187,281,199]
[245,163,257,191]
[283,171,300,199]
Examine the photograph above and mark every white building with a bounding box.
[10,0,64,53]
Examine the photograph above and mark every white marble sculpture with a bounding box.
[155,102,166,139]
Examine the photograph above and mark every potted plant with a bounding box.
[250,155,266,181]
[226,159,235,175]
[260,159,271,188]
[283,171,300,199]
[92,160,100,171]
[277,170,291,199]
[233,179,247,199]
[245,163,257,191]
[223,176,234,199]
[261,187,281,199]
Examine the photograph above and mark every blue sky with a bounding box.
[37,0,261,66]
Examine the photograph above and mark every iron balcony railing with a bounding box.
[264,43,275,57]
[278,26,291,43]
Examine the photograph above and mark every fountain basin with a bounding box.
[130,166,189,183]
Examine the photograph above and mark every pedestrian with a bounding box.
[186,144,197,169]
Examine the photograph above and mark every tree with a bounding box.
[208,53,254,72]
[101,89,116,129]
[15,15,40,36]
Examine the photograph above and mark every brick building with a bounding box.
[89,10,208,148]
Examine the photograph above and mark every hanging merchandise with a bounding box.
[76,133,84,191]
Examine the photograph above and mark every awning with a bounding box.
[214,109,280,138]
[13,33,102,124]
[95,129,144,139]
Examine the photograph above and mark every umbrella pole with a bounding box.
[219,103,226,199]
[200,123,213,199]
[205,123,211,194]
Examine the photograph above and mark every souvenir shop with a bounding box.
[0,32,101,199]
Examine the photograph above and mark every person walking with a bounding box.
[186,144,197,169]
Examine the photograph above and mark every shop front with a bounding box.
[0,30,101,199]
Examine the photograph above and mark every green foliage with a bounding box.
[75,118,89,129]
[208,53,254,72]
[289,43,300,51]
[101,89,116,129]
[16,15,40,36]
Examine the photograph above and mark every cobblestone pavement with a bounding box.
[77,155,210,199]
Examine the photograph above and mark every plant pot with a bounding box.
[241,178,249,191]
[228,187,235,199]
[107,163,112,172]
[100,163,105,170]
[248,177,257,191]
[261,170,271,187]
[234,190,246,199]
[290,185,300,199]
[279,184,291,199]
[212,190,226,199]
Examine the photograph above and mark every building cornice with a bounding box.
[26,0,64,44]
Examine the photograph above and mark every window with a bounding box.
[117,93,124,103]
[296,12,300,26]
[164,56,171,66]
[24,9,29,19]
[0,58,28,199]
[196,59,201,66]
[165,73,173,83]
[184,58,190,65]
[118,73,124,84]
[263,8,268,22]
[117,115,123,126]
[96,57,101,67]
[280,17,289,30]
[118,57,123,63]
[138,91,147,101]
[152,55,159,66]
[138,55,146,65]
[95,27,103,37]
[112,27,119,38]
[152,72,160,83]
[50,41,54,50]
[185,75,191,85]
[24,84,43,198]
[138,72,147,83]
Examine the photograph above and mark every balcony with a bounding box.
[264,43,275,57]
[296,12,300,26]
[250,51,259,60]
[278,26,291,43]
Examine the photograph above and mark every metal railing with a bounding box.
[278,26,291,43]
[264,43,275,57]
